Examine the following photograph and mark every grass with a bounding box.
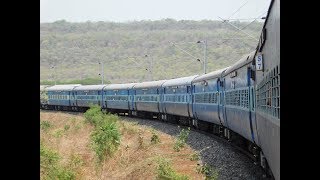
[40,121,52,131]
[196,163,219,180]
[156,157,190,180]
[174,127,190,152]
[150,129,161,144]
[40,111,204,179]
[189,152,200,161]
[53,129,64,138]
[40,142,76,180]
[84,105,121,163]
[64,124,70,131]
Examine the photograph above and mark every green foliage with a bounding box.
[64,124,70,131]
[40,121,52,131]
[173,127,190,152]
[91,120,121,163]
[150,130,161,144]
[84,105,103,125]
[189,152,200,161]
[40,20,263,83]
[68,153,85,170]
[156,157,189,180]
[53,129,64,138]
[196,163,219,180]
[84,106,121,163]
[40,143,76,180]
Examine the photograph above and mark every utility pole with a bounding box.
[204,40,207,74]
[145,55,153,81]
[197,40,207,74]
[99,61,104,84]
[51,66,57,85]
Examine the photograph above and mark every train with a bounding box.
[40,0,279,179]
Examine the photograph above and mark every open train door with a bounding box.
[218,77,228,128]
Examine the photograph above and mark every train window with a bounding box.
[256,65,280,119]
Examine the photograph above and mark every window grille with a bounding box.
[256,65,280,119]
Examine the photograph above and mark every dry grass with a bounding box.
[40,111,204,179]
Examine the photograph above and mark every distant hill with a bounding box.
[40,19,263,84]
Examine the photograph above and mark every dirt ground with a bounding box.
[40,110,205,179]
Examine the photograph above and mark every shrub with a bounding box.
[156,157,189,180]
[90,120,121,163]
[196,163,219,180]
[84,105,103,125]
[173,127,190,152]
[189,152,200,161]
[64,124,70,131]
[150,130,161,144]
[40,143,76,180]
[40,121,52,131]
[85,106,121,163]
[53,129,64,138]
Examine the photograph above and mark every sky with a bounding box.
[40,0,271,23]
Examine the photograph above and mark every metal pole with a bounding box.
[204,40,207,74]
[52,66,56,85]
[55,66,57,85]
[150,57,153,81]
[102,61,104,84]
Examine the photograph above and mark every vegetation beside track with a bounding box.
[40,108,207,179]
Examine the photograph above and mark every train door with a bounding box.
[248,67,259,145]
[98,91,101,106]
[218,78,228,127]
[72,91,76,107]
[191,84,197,119]
[187,85,192,118]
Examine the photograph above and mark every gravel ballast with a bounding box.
[120,116,266,180]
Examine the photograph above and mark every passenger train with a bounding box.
[40,0,279,179]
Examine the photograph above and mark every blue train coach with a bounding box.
[161,75,198,124]
[47,84,81,111]
[72,85,107,111]
[102,83,136,114]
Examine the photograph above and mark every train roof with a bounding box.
[133,80,167,89]
[103,83,137,90]
[74,85,107,91]
[162,75,199,87]
[223,51,256,75]
[192,68,229,83]
[46,84,81,91]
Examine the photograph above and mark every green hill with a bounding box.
[40,19,263,84]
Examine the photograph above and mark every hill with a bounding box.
[40,19,263,84]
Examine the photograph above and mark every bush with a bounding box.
[40,143,76,180]
[84,106,121,163]
[156,157,189,180]
[150,130,161,144]
[196,163,219,180]
[173,127,190,152]
[84,105,103,125]
[64,124,70,131]
[189,152,200,161]
[40,121,52,131]
[90,117,121,163]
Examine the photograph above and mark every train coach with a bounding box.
[132,80,166,119]
[71,85,106,111]
[103,83,136,114]
[161,75,198,125]
[46,84,81,111]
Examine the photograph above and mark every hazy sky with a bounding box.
[40,0,271,23]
